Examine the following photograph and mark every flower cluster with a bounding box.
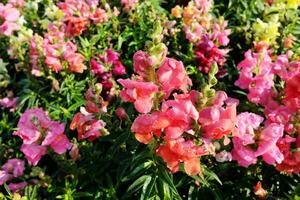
[0,1,20,36]
[119,47,240,175]
[29,24,86,75]
[90,49,126,92]
[70,85,109,142]
[58,0,109,37]
[0,159,26,192]
[13,108,71,165]
[172,0,230,73]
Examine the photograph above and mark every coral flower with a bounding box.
[118,79,158,113]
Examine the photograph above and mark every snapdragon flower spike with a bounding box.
[13,108,71,165]
[70,111,106,142]
[43,24,86,73]
[156,138,207,175]
[118,79,158,113]
[0,3,20,36]
[235,49,274,105]
[157,58,192,98]
[273,51,300,81]
[121,0,139,11]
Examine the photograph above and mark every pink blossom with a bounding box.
[231,137,257,167]
[8,0,25,7]
[161,96,199,140]
[131,112,170,144]
[212,18,231,46]
[121,0,138,11]
[0,3,20,36]
[64,51,86,73]
[2,159,25,178]
[70,112,106,142]
[216,151,232,162]
[235,112,264,145]
[184,23,203,43]
[13,108,51,144]
[235,50,274,105]
[90,58,105,75]
[133,50,155,79]
[91,8,109,24]
[113,60,126,76]
[29,35,43,76]
[255,123,284,165]
[284,72,300,110]
[8,182,27,192]
[118,79,158,113]
[21,143,47,166]
[273,52,300,81]
[194,0,212,13]
[105,49,119,64]
[0,97,18,111]
[157,58,192,98]
[115,107,129,120]
[41,122,71,154]
[0,170,12,185]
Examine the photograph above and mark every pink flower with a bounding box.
[0,97,18,112]
[21,143,47,166]
[231,137,257,167]
[235,50,274,105]
[157,58,192,98]
[41,122,71,154]
[118,79,158,113]
[194,0,212,13]
[133,50,155,79]
[161,96,199,140]
[8,0,25,7]
[69,144,80,161]
[255,123,284,165]
[0,170,12,185]
[85,87,107,113]
[212,18,231,46]
[70,112,106,142]
[115,107,129,120]
[273,52,300,81]
[13,108,51,144]
[64,51,86,73]
[121,0,138,11]
[90,58,105,75]
[113,60,126,76]
[216,151,232,162]
[8,182,27,192]
[91,8,109,24]
[30,35,43,76]
[105,49,119,64]
[2,159,24,178]
[0,3,20,36]
[131,112,170,144]
[235,112,264,145]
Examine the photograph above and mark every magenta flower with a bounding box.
[231,137,257,167]
[0,170,12,185]
[8,182,27,193]
[21,143,47,166]
[0,97,18,112]
[118,79,158,113]
[14,108,71,165]
[90,58,105,75]
[2,159,25,178]
[157,58,192,98]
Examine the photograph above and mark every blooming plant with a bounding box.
[0,0,300,199]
